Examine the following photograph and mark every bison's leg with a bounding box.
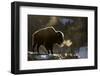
[32,41,37,52]
[49,45,53,54]
[47,49,50,54]
[45,48,49,54]
[45,46,50,54]
[50,47,53,54]
[45,45,53,54]
[37,44,41,54]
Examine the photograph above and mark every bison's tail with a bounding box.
[32,33,37,52]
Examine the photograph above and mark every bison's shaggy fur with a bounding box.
[32,27,64,54]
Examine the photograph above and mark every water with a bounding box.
[76,46,88,58]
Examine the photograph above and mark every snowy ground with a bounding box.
[28,46,88,60]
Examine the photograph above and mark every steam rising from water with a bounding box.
[61,40,72,47]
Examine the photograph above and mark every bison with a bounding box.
[32,27,64,54]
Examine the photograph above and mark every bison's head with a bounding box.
[56,31,64,45]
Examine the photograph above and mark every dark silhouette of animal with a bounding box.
[32,27,64,54]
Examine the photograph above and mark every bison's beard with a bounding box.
[60,43,64,47]
[56,43,64,47]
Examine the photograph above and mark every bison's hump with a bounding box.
[32,27,56,37]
